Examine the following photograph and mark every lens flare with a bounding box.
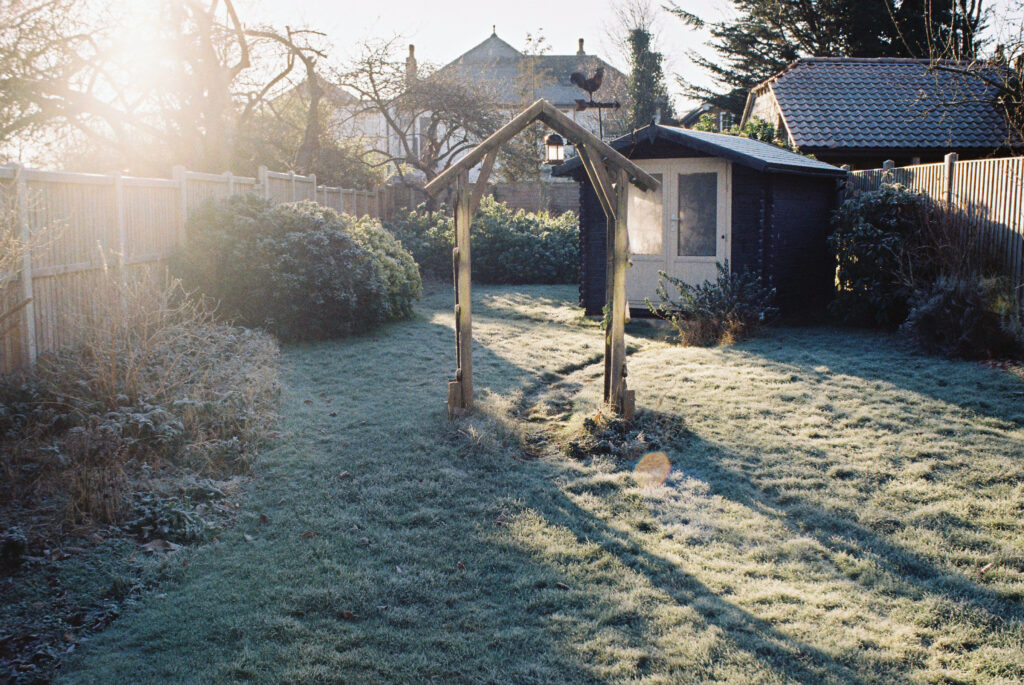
[634,451,671,488]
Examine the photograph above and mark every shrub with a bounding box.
[385,196,579,284]
[340,214,423,319]
[829,184,932,327]
[174,197,420,341]
[0,272,280,526]
[901,278,1021,359]
[647,262,777,346]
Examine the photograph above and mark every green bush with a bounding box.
[901,278,1021,359]
[340,214,423,319]
[385,196,579,284]
[173,197,420,341]
[647,262,777,346]
[829,184,932,327]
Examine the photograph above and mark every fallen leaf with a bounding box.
[303,399,313,405]
[456,561,466,571]
[337,471,353,480]
[141,539,181,554]
[979,562,994,575]
[359,537,370,545]
[395,566,403,574]
[555,582,570,590]
[259,513,270,525]
[329,411,338,417]
[243,534,255,543]
[300,531,317,540]
[376,605,389,611]
[340,611,355,620]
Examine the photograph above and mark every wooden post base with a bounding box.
[447,380,467,419]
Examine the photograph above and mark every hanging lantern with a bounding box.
[544,133,565,165]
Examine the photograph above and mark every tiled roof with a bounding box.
[553,124,847,177]
[434,33,626,107]
[748,58,1016,151]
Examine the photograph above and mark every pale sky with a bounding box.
[238,0,1022,111]
[239,0,734,110]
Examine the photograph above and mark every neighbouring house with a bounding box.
[553,124,847,315]
[741,57,1023,169]
[678,102,734,131]
[428,30,629,144]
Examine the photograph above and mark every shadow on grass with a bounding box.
[737,327,1024,425]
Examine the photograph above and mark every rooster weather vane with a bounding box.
[569,66,620,139]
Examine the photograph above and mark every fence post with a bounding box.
[309,173,317,203]
[223,170,234,196]
[943,152,958,208]
[258,165,269,199]
[289,171,296,202]
[12,164,37,365]
[172,165,187,245]
[113,171,126,269]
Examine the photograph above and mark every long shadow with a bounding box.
[732,327,1024,424]
[668,430,1023,625]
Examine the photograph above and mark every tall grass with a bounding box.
[0,269,280,528]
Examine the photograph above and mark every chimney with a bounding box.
[405,45,417,86]
[577,38,585,55]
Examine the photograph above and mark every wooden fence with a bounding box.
[848,154,1024,313]
[0,163,382,372]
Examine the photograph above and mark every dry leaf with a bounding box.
[555,582,570,590]
[329,412,338,417]
[340,611,355,620]
[259,513,270,525]
[243,534,255,543]
[376,605,389,611]
[337,471,353,480]
[141,539,181,554]
[456,561,466,571]
[359,537,370,545]
[300,531,316,540]
[979,562,994,575]
[303,399,313,405]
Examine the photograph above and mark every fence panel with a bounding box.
[849,156,1024,314]
[0,162,382,373]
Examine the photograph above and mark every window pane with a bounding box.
[627,173,662,255]
[677,172,717,257]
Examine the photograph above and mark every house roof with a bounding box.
[741,57,1018,152]
[552,123,847,178]
[433,32,626,107]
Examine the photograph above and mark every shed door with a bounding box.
[624,159,731,307]
[666,158,731,290]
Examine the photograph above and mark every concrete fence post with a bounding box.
[257,165,269,199]
[223,170,234,196]
[12,164,36,365]
[289,171,296,202]
[113,171,126,269]
[172,165,187,245]
[943,152,958,208]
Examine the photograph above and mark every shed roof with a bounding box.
[742,58,1018,152]
[552,124,847,178]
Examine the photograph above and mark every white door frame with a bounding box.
[625,158,732,306]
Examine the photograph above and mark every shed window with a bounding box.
[677,172,717,257]
[627,173,662,255]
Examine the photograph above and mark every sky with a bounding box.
[238,0,1022,112]
[239,0,734,111]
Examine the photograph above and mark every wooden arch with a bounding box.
[423,99,660,420]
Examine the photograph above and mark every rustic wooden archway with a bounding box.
[423,99,659,420]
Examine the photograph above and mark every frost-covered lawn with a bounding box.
[63,285,1024,684]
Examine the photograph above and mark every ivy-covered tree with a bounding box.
[627,28,675,127]
[668,0,986,114]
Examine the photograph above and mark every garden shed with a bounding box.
[553,124,848,315]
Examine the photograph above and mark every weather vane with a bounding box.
[570,66,620,139]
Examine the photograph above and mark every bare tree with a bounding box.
[338,37,506,190]
[0,0,333,175]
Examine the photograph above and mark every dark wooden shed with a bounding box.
[552,124,848,316]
